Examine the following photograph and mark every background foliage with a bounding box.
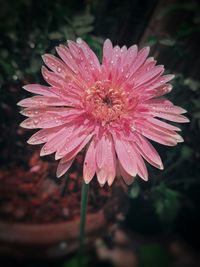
[0,0,200,266]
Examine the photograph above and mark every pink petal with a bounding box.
[134,65,164,87]
[20,110,81,129]
[113,137,137,177]
[41,66,68,88]
[56,126,94,158]
[145,84,173,99]
[56,45,79,74]
[27,126,64,145]
[96,135,107,168]
[135,123,179,146]
[132,147,148,181]
[118,161,134,185]
[145,74,175,90]
[102,39,113,67]
[105,136,116,186]
[40,127,67,156]
[83,139,96,184]
[42,54,69,77]
[20,107,82,117]
[96,168,107,186]
[134,134,163,169]
[23,84,56,97]
[17,96,67,107]
[96,135,116,186]
[55,133,93,160]
[146,117,181,132]
[56,157,75,178]
[76,38,101,73]
[129,47,150,77]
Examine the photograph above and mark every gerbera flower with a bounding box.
[18,38,189,186]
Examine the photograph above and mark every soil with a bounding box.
[0,150,113,224]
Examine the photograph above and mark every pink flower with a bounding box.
[18,38,189,186]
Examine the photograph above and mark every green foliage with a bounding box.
[62,256,90,267]
[151,183,181,224]
[139,243,171,267]
[129,180,140,199]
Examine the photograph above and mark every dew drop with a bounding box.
[131,125,136,131]
[31,138,37,144]
[34,119,39,125]
[77,38,82,44]
[34,110,38,115]
[57,67,62,73]
[165,105,169,111]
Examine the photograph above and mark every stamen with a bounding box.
[84,80,129,125]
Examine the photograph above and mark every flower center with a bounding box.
[84,81,128,125]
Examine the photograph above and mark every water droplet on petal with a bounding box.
[77,38,82,44]
[34,119,38,125]
[57,67,62,73]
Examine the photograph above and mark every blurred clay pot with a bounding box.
[0,181,128,259]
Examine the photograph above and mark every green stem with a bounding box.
[79,180,89,260]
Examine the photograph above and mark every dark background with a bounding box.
[0,0,200,266]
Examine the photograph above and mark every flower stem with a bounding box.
[79,180,89,261]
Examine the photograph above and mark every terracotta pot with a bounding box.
[0,183,128,259]
[0,211,106,259]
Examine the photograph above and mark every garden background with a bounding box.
[0,0,200,266]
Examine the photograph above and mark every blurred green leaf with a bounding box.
[184,78,200,91]
[152,183,181,224]
[62,256,90,267]
[180,145,193,160]
[49,31,63,40]
[139,243,171,267]
[159,38,176,46]
[129,181,140,199]
[145,36,157,46]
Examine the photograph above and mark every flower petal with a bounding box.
[23,84,56,97]
[118,161,134,185]
[56,157,75,178]
[83,139,96,184]
[113,137,137,177]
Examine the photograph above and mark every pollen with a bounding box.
[84,81,128,125]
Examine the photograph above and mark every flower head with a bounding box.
[18,38,189,186]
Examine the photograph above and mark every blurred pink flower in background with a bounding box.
[18,38,189,186]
